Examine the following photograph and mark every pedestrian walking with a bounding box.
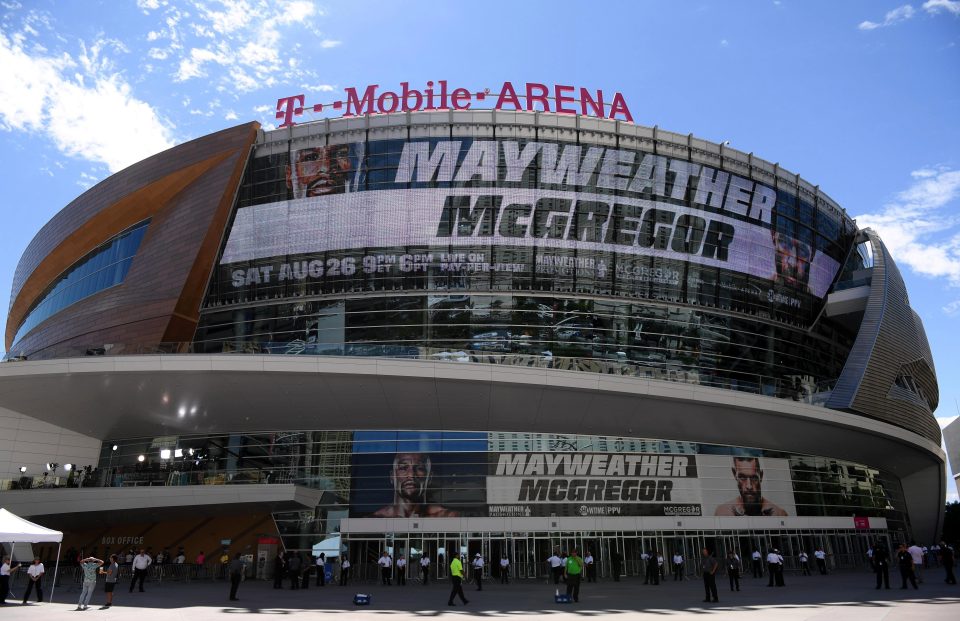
[471,553,484,590]
[701,549,719,603]
[499,555,510,584]
[907,542,923,583]
[21,558,44,604]
[287,553,302,590]
[940,542,956,585]
[99,554,119,609]
[751,549,763,578]
[799,551,811,576]
[75,556,104,610]
[420,555,430,585]
[339,557,351,586]
[396,555,407,586]
[896,544,918,590]
[874,543,891,589]
[228,553,244,601]
[1,556,20,605]
[564,548,584,603]
[447,553,469,607]
[726,551,741,592]
[272,551,285,589]
[672,551,684,581]
[548,548,563,585]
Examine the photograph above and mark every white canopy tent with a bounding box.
[0,508,63,603]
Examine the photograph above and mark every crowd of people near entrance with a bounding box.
[2,539,957,608]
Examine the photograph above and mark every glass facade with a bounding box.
[12,220,150,347]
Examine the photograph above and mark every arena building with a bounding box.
[0,101,945,580]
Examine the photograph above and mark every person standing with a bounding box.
[472,554,484,590]
[228,553,244,601]
[940,542,956,585]
[420,555,430,585]
[814,547,828,574]
[21,558,44,604]
[874,543,891,590]
[799,550,811,576]
[701,549,719,603]
[195,551,205,578]
[100,554,119,609]
[129,548,152,593]
[646,551,660,585]
[287,553,302,590]
[272,551,285,589]
[766,549,782,587]
[447,553,469,607]
[339,557,351,586]
[564,549,583,603]
[548,549,563,585]
[672,551,684,581]
[896,544,918,590]
[499,555,510,584]
[658,552,665,581]
[751,549,763,578]
[726,551,741,592]
[315,553,326,587]
[611,550,623,582]
[1,556,20,605]
[641,550,651,584]
[76,555,104,610]
[907,541,924,583]
[378,551,392,585]
[584,550,595,583]
[396,555,407,586]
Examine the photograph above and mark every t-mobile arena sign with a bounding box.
[275,81,634,128]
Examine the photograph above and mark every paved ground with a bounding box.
[2,570,959,619]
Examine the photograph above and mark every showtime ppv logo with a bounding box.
[275,80,633,128]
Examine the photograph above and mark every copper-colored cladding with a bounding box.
[6,122,260,355]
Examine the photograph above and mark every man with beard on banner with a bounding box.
[715,457,788,517]
[370,453,460,517]
[285,143,357,198]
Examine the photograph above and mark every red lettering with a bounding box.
[378,90,399,113]
[275,94,304,128]
[554,85,576,114]
[580,88,604,118]
[495,81,522,110]
[401,81,423,112]
[525,82,550,112]
[451,87,472,110]
[609,91,633,122]
[343,84,378,116]
[438,79,449,109]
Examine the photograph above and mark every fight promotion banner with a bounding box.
[697,455,797,517]
[486,452,702,517]
[219,138,842,310]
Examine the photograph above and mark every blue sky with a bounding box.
[1,1,958,498]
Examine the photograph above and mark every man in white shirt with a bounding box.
[419,555,430,585]
[339,557,351,586]
[751,550,763,578]
[499,555,510,584]
[766,549,783,587]
[657,553,665,581]
[584,550,596,583]
[2,556,21,605]
[548,549,563,585]
[799,551,811,575]
[814,548,828,574]
[472,554,484,591]
[129,549,152,593]
[22,558,44,604]
[396,555,407,586]
[315,553,326,587]
[672,551,684,581]
[907,541,924,583]
[378,552,392,585]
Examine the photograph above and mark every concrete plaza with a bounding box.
[2,569,958,620]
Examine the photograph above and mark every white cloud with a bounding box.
[319,39,341,48]
[224,109,238,120]
[858,4,916,30]
[855,167,960,293]
[720,39,729,47]
[137,0,162,12]
[301,83,336,92]
[924,0,960,15]
[943,300,960,316]
[0,30,173,174]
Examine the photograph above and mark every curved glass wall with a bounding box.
[12,220,150,347]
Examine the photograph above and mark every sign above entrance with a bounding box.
[274,81,634,128]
